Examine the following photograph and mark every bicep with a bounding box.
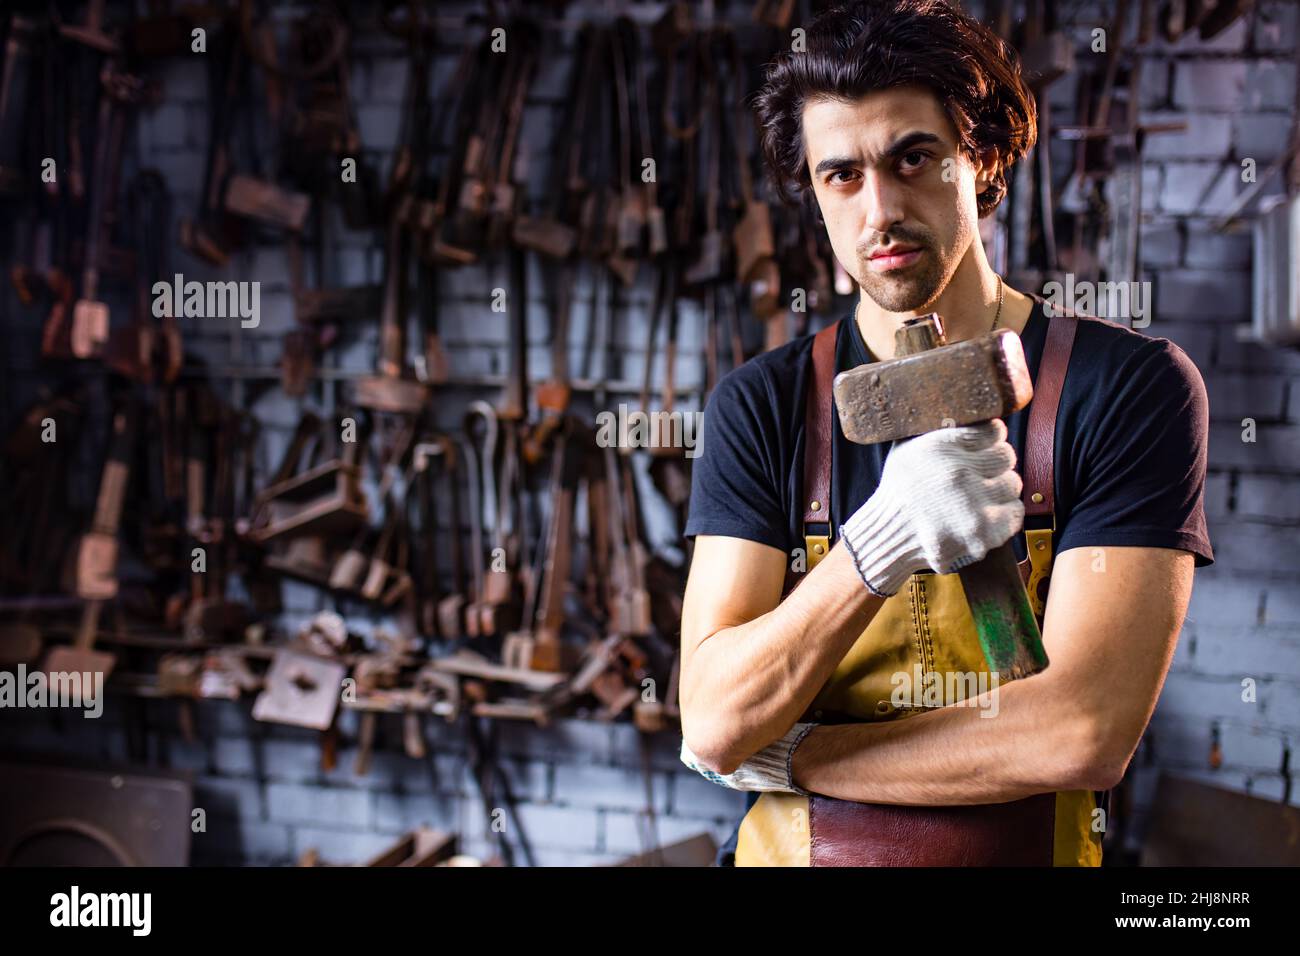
[681,535,788,659]
[1040,545,1194,750]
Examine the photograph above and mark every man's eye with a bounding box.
[900,151,930,170]
[829,169,858,184]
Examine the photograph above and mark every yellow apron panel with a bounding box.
[736,565,1101,867]
[734,793,811,867]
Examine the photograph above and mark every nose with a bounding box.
[858,168,905,239]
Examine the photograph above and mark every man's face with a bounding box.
[802,85,991,313]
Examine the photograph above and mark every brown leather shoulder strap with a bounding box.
[1023,311,1079,519]
[802,321,839,528]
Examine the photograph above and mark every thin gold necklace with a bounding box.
[858,273,1005,348]
[992,273,1004,331]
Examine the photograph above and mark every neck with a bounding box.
[855,239,1022,361]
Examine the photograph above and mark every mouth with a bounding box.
[867,245,923,272]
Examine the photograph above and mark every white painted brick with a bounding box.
[246,246,290,284]
[195,699,255,738]
[1174,60,1249,110]
[193,820,293,865]
[267,782,371,827]
[1150,16,1249,55]
[512,802,600,851]
[356,103,403,152]
[372,791,459,834]
[600,810,723,856]
[1203,472,1231,520]
[1163,767,1252,798]
[138,103,191,152]
[325,747,443,793]
[1155,671,1260,723]
[527,847,620,867]
[1146,715,1213,767]
[1203,369,1287,419]
[1255,1,1299,53]
[1140,58,1172,109]
[530,50,577,101]
[146,148,208,195]
[1258,677,1300,725]
[292,825,396,865]
[1242,61,1297,112]
[1243,773,1289,801]
[1208,522,1300,573]
[161,57,209,101]
[1141,222,1183,268]
[193,776,266,822]
[439,263,502,303]
[1194,625,1300,681]
[609,724,683,772]
[1183,231,1252,269]
[213,737,257,775]
[1262,582,1300,625]
[1155,267,1251,321]
[1167,621,1197,673]
[280,578,325,613]
[260,738,325,784]
[162,734,212,774]
[245,289,294,335]
[449,752,550,804]
[1147,318,1218,366]
[497,717,617,763]
[1158,163,1245,218]
[1234,113,1295,161]
[553,763,671,813]
[1208,422,1300,469]
[1219,722,1286,772]
[365,56,409,103]
[669,771,752,820]
[1237,474,1300,521]
[1140,112,1232,161]
[1141,164,1163,215]
[1174,58,1292,113]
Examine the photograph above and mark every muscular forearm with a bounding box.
[682,544,885,773]
[790,672,1097,803]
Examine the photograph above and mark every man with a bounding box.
[678,0,1213,866]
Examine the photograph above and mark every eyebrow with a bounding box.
[812,131,944,177]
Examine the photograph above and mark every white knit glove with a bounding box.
[839,419,1024,597]
[679,723,816,795]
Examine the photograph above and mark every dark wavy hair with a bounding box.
[753,0,1037,218]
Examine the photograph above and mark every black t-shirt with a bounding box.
[686,294,1215,569]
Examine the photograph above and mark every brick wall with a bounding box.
[2,1,1297,864]
[1111,0,1300,842]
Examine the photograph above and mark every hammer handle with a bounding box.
[956,539,1048,681]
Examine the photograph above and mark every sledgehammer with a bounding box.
[833,313,1049,680]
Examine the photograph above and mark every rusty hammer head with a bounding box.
[832,313,1033,445]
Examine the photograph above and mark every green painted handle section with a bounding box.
[957,542,1049,681]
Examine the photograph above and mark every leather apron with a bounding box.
[734,312,1104,867]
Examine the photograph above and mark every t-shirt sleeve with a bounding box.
[683,364,789,552]
[1055,338,1214,566]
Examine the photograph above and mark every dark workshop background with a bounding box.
[1,0,1299,867]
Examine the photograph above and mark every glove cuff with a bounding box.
[679,722,817,795]
[840,492,921,598]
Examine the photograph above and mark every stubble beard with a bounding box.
[856,245,947,313]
